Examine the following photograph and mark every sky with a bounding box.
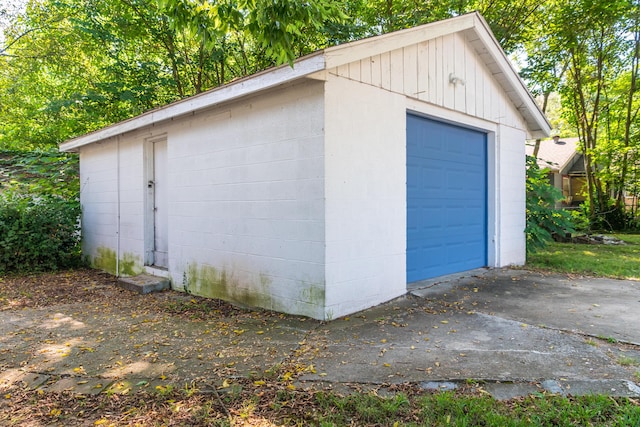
[0,0,27,48]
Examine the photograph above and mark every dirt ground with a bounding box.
[2,268,640,426]
[0,269,330,426]
[0,269,237,315]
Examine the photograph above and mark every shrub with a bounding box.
[525,155,574,253]
[0,193,81,273]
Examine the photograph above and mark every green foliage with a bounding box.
[0,148,79,199]
[526,155,575,253]
[0,193,81,273]
[0,148,81,273]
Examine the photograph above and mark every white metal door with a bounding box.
[152,139,168,268]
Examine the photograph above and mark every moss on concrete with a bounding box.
[119,252,143,276]
[182,263,326,319]
[93,247,117,275]
[183,262,270,308]
[92,247,142,276]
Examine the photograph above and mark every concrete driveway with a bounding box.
[1,269,639,399]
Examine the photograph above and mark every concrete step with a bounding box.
[117,274,170,294]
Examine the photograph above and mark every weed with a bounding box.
[596,335,618,344]
[154,384,174,397]
[617,355,640,366]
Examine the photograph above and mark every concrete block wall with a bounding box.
[323,75,408,319]
[495,124,527,266]
[80,135,147,275]
[79,142,118,271]
[166,80,327,318]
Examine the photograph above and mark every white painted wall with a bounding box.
[166,80,327,318]
[495,124,527,266]
[78,29,532,320]
[79,142,118,264]
[79,80,329,318]
[79,135,146,273]
[323,74,407,319]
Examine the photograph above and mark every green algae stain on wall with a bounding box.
[182,262,277,311]
[93,247,117,275]
[300,283,325,306]
[182,262,327,319]
[92,247,142,276]
[119,252,143,276]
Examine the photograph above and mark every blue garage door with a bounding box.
[407,114,487,282]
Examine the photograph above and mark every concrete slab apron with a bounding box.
[424,269,640,345]
[299,296,632,386]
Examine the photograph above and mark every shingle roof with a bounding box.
[526,137,581,173]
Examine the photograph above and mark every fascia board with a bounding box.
[59,52,326,152]
[323,13,476,69]
[471,15,551,137]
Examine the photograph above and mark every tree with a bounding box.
[0,0,346,149]
[554,0,638,229]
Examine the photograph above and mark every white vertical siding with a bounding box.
[323,74,407,319]
[329,32,527,132]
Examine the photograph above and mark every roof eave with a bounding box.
[469,14,551,138]
[59,52,326,152]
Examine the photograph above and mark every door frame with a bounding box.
[144,134,168,267]
[405,108,499,277]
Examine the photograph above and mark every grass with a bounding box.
[2,385,640,426]
[526,234,640,279]
[617,355,640,367]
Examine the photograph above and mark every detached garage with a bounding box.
[60,12,550,320]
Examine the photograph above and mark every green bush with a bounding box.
[0,193,82,273]
[526,155,575,253]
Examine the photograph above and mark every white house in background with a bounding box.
[59,12,550,320]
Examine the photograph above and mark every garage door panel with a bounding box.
[407,114,487,282]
